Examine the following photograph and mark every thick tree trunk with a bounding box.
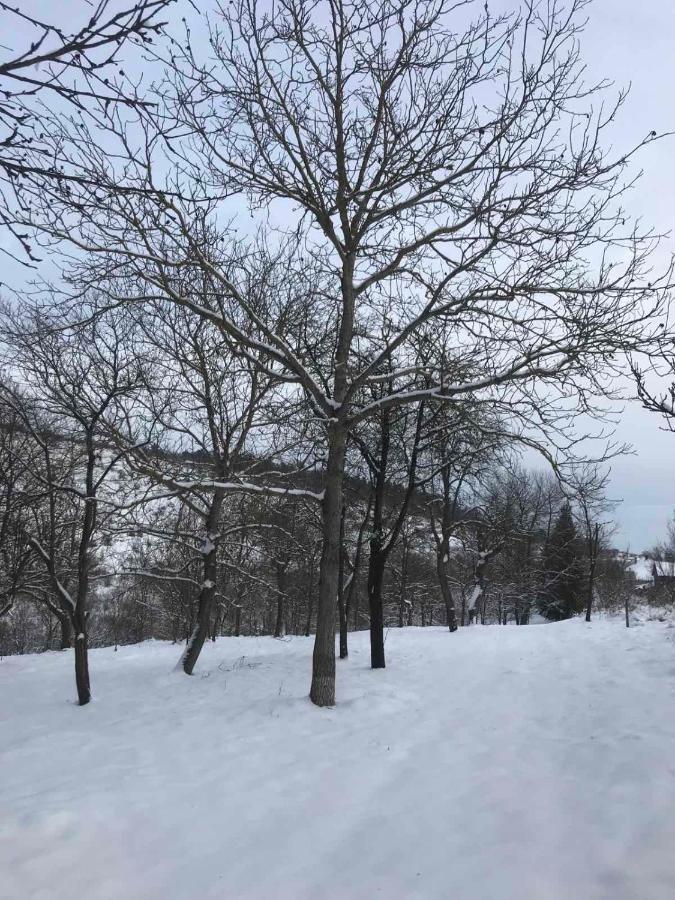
[310,424,346,706]
[367,545,386,668]
[182,493,224,675]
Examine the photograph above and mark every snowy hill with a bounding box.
[2,621,675,899]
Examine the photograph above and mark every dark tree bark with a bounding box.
[367,544,387,669]
[182,492,224,675]
[436,545,458,633]
[337,506,348,659]
[363,401,424,668]
[73,612,91,706]
[58,611,72,650]
[397,538,409,628]
[310,423,347,705]
[274,560,288,638]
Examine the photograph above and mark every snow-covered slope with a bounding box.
[2,621,675,899]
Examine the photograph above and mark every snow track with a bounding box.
[2,620,675,899]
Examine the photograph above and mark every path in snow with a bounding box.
[2,619,675,899]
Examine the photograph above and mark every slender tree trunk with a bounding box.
[367,435,387,668]
[182,492,224,675]
[72,611,90,706]
[398,539,409,628]
[310,424,347,706]
[436,546,458,632]
[58,611,72,650]
[352,586,361,629]
[338,595,348,658]
[338,506,348,659]
[345,501,369,633]
[367,545,386,668]
[585,523,599,623]
[304,575,314,637]
[234,605,242,637]
[274,561,287,638]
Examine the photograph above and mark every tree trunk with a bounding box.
[352,586,361,629]
[58,611,72,650]
[398,539,409,628]
[182,493,224,675]
[367,544,386,668]
[310,424,347,706]
[585,523,600,623]
[73,612,91,706]
[338,506,348,659]
[274,561,287,638]
[436,546,458,632]
[304,592,314,637]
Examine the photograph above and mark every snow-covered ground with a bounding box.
[2,620,675,900]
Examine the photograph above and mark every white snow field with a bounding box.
[2,620,675,900]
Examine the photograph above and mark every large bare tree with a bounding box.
[18,0,668,705]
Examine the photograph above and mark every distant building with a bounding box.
[651,563,675,588]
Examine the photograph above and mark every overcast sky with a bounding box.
[5,0,675,551]
[577,0,675,550]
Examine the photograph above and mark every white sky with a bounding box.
[4,0,675,551]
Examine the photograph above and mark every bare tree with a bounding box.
[19,0,669,705]
[0,310,138,704]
